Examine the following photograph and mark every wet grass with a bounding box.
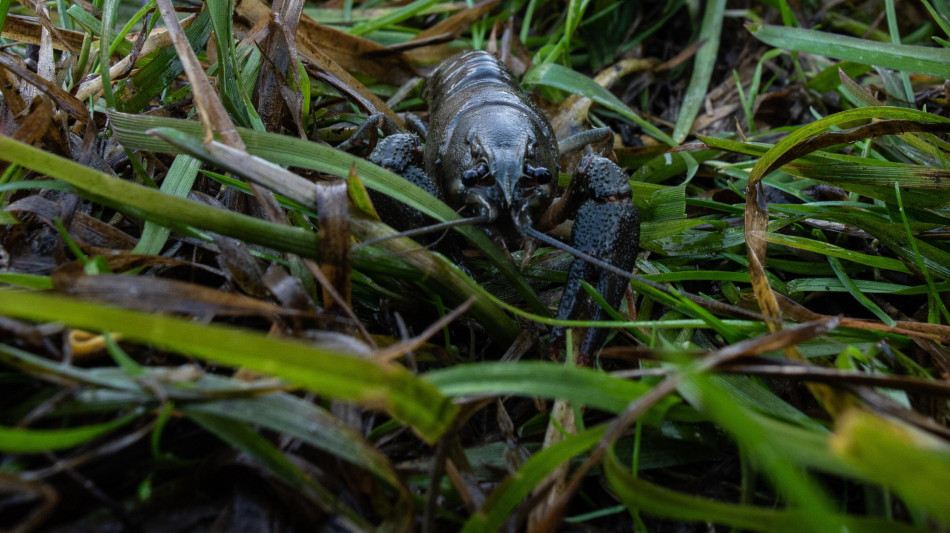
[1,1,950,531]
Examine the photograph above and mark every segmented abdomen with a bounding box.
[423,51,556,164]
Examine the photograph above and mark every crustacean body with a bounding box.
[368,50,640,363]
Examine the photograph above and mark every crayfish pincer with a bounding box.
[368,50,640,365]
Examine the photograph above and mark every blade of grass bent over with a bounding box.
[0,133,520,343]
[0,135,320,257]
[604,448,925,532]
[108,111,549,318]
[524,63,676,147]
[144,127,521,342]
[0,289,458,443]
[743,107,950,414]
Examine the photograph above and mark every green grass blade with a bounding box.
[182,412,307,488]
[347,0,439,36]
[672,0,725,143]
[750,23,950,79]
[109,0,157,56]
[0,411,140,453]
[461,426,606,533]
[113,9,213,113]
[921,0,950,38]
[681,374,842,531]
[0,272,53,289]
[786,278,932,295]
[132,154,201,255]
[185,410,375,529]
[0,289,458,443]
[65,5,133,56]
[749,107,950,184]
[827,255,895,325]
[831,410,950,525]
[762,232,912,274]
[206,0,251,126]
[0,343,151,392]
[183,393,404,490]
[604,449,926,532]
[824,212,950,279]
[524,63,676,146]
[892,182,950,323]
[425,362,679,422]
[0,135,321,258]
[97,0,120,107]
[0,0,11,36]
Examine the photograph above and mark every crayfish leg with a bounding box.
[550,154,640,365]
[336,112,403,153]
[557,127,614,159]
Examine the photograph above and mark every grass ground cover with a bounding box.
[1,1,950,531]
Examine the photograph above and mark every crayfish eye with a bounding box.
[533,167,552,185]
[461,169,479,187]
[462,162,492,187]
[522,164,552,186]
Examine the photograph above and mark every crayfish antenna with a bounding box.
[352,215,491,251]
[515,214,780,326]
[515,217,632,282]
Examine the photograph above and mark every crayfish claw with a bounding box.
[551,154,639,366]
[367,133,440,234]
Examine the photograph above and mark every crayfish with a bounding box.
[364,51,639,364]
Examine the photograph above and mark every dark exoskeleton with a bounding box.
[367,51,639,364]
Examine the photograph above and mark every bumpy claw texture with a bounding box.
[550,155,639,363]
[368,133,441,233]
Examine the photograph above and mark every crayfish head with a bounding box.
[439,110,558,234]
